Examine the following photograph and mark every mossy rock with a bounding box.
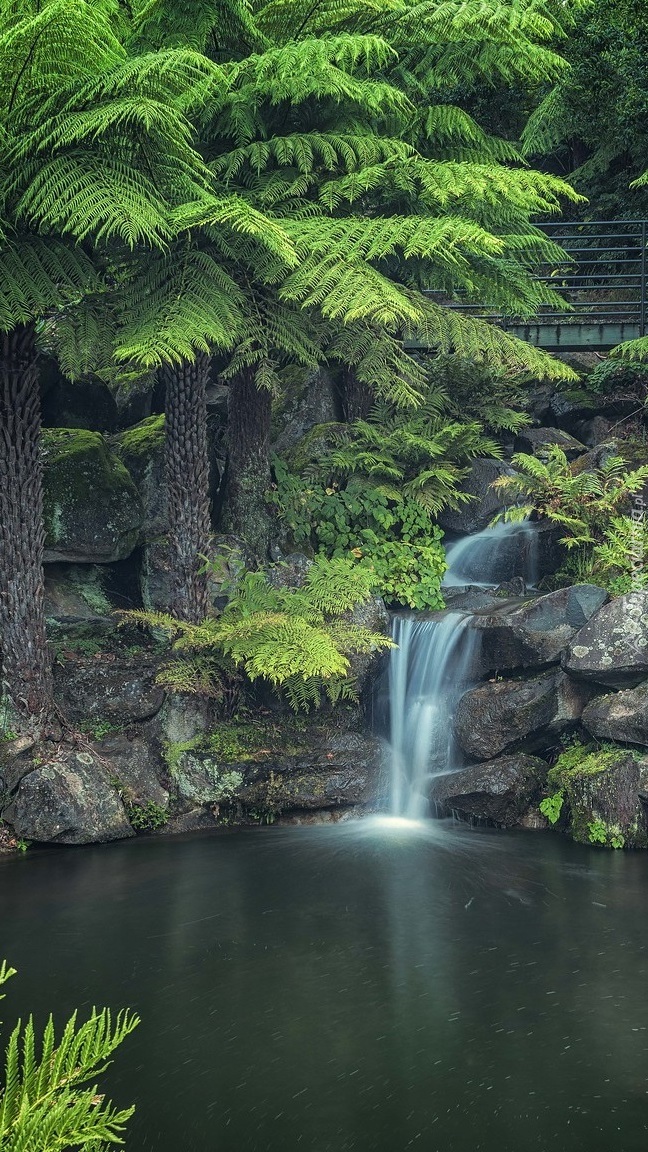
[548,742,648,849]
[42,428,144,564]
[112,415,166,538]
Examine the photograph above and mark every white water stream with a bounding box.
[387,520,540,818]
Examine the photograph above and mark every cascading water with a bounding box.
[444,518,539,588]
[385,521,541,820]
[388,613,479,819]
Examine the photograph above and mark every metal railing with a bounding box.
[437,219,648,339]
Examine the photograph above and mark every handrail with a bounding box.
[432,219,648,341]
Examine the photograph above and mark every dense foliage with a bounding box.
[127,556,393,711]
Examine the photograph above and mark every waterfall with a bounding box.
[388,613,479,819]
[444,519,538,588]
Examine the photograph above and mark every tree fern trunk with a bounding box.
[340,367,373,422]
[220,367,273,561]
[0,323,53,722]
[162,353,213,623]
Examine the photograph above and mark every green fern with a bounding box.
[0,961,138,1151]
[124,556,391,710]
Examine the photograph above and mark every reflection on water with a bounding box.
[1,825,648,1152]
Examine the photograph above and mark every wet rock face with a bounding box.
[558,751,648,850]
[430,754,547,827]
[582,681,648,748]
[469,584,609,677]
[53,659,165,724]
[437,459,517,535]
[454,670,593,761]
[3,752,134,844]
[172,730,383,814]
[42,429,144,564]
[563,592,648,686]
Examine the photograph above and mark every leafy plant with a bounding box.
[493,444,648,589]
[271,457,446,609]
[126,800,169,833]
[0,960,138,1149]
[539,791,564,825]
[125,555,392,711]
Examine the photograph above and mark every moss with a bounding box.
[547,742,622,790]
[42,428,142,556]
[164,717,311,773]
[114,415,165,460]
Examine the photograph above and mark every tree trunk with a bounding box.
[220,367,273,561]
[340,367,374,422]
[162,353,213,623]
[0,324,54,722]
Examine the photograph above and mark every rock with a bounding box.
[170,728,383,813]
[470,584,609,677]
[582,681,648,747]
[100,733,170,808]
[42,429,144,563]
[437,459,517,534]
[266,553,313,589]
[40,363,118,433]
[553,748,647,849]
[162,808,219,835]
[112,415,166,538]
[142,532,250,614]
[574,416,614,447]
[53,659,165,724]
[272,367,340,454]
[44,564,114,623]
[3,752,134,844]
[563,592,648,686]
[454,669,593,760]
[515,427,587,459]
[430,754,547,827]
[205,382,229,416]
[110,372,156,429]
[571,442,619,475]
[548,389,596,428]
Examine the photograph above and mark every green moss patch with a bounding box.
[114,415,165,460]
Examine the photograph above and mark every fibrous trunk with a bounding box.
[340,366,374,422]
[220,367,273,561]
[162,353,213,623]
[0,324,53,722]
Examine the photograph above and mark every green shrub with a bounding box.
[126,800,169,833]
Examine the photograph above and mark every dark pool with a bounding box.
[1,819,648,1151]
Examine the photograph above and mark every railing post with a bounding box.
[636,218,641,336]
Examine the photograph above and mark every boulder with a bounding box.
[45,564,114,623]
[430,754,547,827]
[470,584,608,677]
[141,533,249,613]
[53,658,165,724]
[170,728,382,813]
[3,752,134,844]
[515,427,587,459]
[112,415,166,538]
[99,733,170,809]
[437,459,517,535]
[42,429,144,563]
[552,748,648,849]
[40,363,118,433]
[454,669,593,761]
[563,592,648,686]
[272,367,340,454]
[582,681,648,748]
[574,416,614,447]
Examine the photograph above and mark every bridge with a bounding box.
[419,219,648,352]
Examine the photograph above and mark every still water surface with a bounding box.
[1,821,648,1151]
